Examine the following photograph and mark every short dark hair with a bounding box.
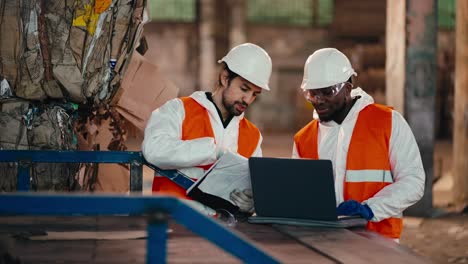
[218,62,239,88]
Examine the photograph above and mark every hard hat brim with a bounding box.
[218,59,270,91]
[301,71,357,90]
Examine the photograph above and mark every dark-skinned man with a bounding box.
[293,48,425,242]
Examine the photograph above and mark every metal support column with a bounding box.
[17,160,31,191]
[146,211,169,264]
[130,160,143,192]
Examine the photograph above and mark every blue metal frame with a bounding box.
[0,150,143,163]
[147,217,168,264]
[0,194,279,264]
[0,150,278,263]
[145,163,195,190]
[0,150,194,192]
[0,150,144,191]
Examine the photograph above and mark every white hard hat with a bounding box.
[301,48,357,90]
[218,43,272,91]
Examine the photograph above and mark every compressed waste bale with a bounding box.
[0,0,146,104]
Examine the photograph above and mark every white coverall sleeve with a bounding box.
[364,111,426,222]
[250,134,263,157]
[291,142,300,159]
[142,99,217,169]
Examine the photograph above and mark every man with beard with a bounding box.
[142,43,271,213]
[293,48,425,241]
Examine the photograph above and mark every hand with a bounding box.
[230,188,254,213]
[336,200,374,220]
[184,200,217,217]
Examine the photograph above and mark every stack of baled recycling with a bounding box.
[0,0,147,191]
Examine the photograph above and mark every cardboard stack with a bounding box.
[90,53,179,192]
[112,52,179,131]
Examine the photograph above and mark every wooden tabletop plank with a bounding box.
[275,225,429,264]
[0,216,148,231]
[233,222,335,263]
[93,240,146,264]
[352,229,426,256]
[0,216,334,263]
[2,216,426,264]
[13,240,96,263]
[167,222,334,263]
[166,235,241,263]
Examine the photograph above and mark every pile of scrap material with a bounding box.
[0,0,146,103]
[0,0,147,191]
[0,99,80,191]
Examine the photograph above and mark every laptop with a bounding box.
[247,157,367,228]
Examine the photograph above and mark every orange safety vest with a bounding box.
[294,104,403,238]
[152,97,261,199]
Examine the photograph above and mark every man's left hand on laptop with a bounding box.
[336,200,374,220]
[184,200,217,217]
[230,188,254,212]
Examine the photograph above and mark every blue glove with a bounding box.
[336,200,374,220]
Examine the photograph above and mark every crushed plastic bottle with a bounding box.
[0,78,13,99]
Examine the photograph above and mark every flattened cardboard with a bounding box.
[113,52,179,131]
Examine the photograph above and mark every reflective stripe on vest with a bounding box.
[346,170,393,183]
[152,97,260,199]
[294,104,403,238]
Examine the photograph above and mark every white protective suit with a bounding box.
[142,91,263,180]
[292,88,425,222]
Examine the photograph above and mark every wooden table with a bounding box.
[0,216,428,263]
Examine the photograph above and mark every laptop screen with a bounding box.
[249,157,338,221]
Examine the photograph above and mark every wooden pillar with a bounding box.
[404,0,437,216]
[228,0,246,48]
[199,0,216,91]
[385,0,406,114]
[386,0,437,216]
[453,0,468,207]
[214,1,230,61]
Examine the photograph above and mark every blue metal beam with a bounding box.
[0,150,194,191]
[0,151,278,263]
[147,213,169,264]
[0,194,178,215]
[146,164,195,190]
[0,194,279,263]
[0,150,142,163]
[172,201,280,264]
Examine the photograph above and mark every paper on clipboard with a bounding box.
[186,151,251,202]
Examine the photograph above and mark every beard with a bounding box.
[222,90,247,116]
[318,112,332,122]
[316,99,347,122]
